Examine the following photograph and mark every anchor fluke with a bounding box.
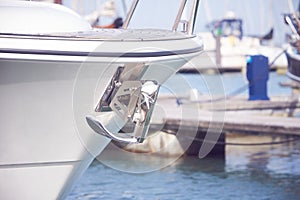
[86,115,139,143]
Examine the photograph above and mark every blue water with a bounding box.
[67,73,300,200]
[68,137,300,200]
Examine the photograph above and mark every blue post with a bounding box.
[246,55,270,101]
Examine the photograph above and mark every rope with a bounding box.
[269,47,288,68]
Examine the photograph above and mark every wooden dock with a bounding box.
[152,96,300,136]
[119,95,300,157]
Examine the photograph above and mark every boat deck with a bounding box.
[0,29,195,42]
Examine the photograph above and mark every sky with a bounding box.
[63,0,300,45]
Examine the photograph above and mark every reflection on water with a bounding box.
[226,134,300,176]
[68,135,300,200]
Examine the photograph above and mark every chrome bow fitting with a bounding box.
[86,64,160,144]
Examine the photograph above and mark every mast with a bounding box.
[188,0,201,35]
[121,0,128,17]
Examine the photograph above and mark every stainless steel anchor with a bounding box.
[86,65,160,144]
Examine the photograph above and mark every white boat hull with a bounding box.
[0,59,111,199]
[0,1,203,199]
[0,39,202,199]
